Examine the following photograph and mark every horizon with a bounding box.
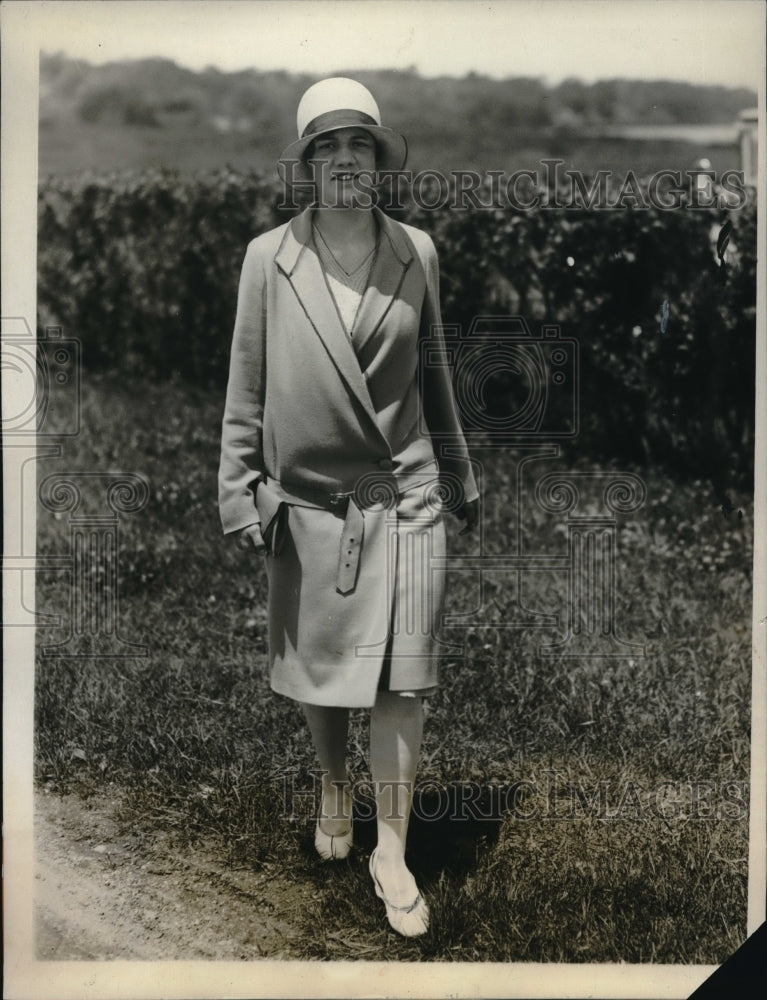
[38,48,761,92]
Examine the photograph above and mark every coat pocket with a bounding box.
[255,480,289,556]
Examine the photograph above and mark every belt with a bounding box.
[258,478,373,595]
[258,473,441,596]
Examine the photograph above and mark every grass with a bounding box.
[34,371,752,963]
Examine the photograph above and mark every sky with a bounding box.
[16,0,766,89]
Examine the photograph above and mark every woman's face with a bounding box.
[307,127,377,208]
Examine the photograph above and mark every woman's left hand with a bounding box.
[457,497,479,535]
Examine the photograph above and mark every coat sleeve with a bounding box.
[218,241,268,534]
[417,234,480,506]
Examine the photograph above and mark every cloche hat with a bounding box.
[279,77,407,183]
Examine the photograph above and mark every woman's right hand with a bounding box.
[237,522,266,554]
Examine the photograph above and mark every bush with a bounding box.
[408,187,756,488]
[37,170,756,486]
[38,169,284,382]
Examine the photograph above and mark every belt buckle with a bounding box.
[328,491,351,515]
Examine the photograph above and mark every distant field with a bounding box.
[603,123,742,143]
[37,117,743,179]
[37,55,755,179]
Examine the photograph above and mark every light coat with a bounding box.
[219,206,477,706]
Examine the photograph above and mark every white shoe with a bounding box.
[315,820,353,861]
[314,788,353,861]
[369,848,429,937]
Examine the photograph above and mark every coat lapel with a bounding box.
[351,209,414,353]
[274,208,413,435]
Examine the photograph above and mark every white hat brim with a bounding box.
[278,123,407,186]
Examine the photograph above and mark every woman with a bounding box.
[219,78,478,937]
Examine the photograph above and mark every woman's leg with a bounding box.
[301,703,351,836]
[369,689,424,903]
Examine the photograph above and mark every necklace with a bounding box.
[312,222,377,278]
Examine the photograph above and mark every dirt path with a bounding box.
[34,790,311,960]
